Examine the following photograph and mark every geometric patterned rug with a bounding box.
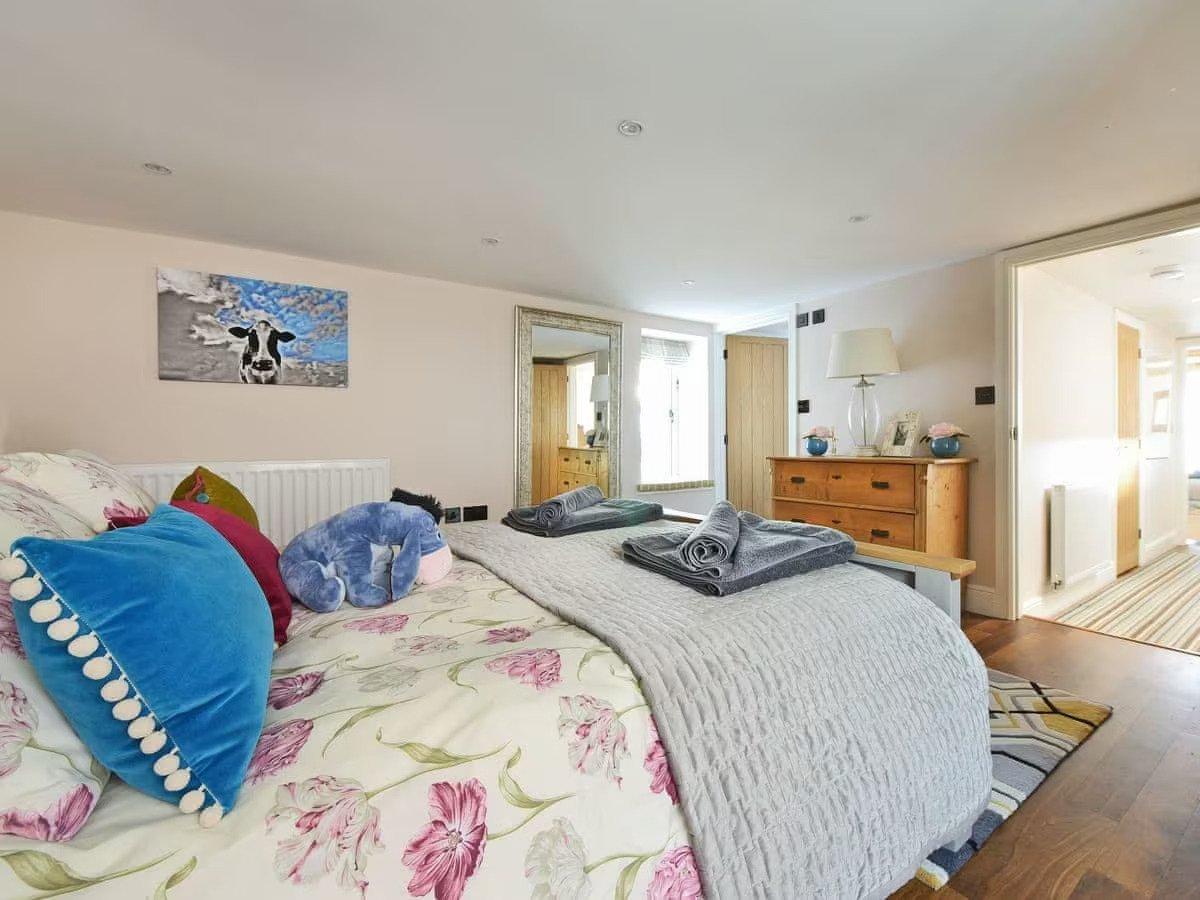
[915,669,1112,889]
[1047,547,1200,656]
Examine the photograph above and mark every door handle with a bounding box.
[790,476,806,484]
[871,481,890,489]
[870,528,890,538]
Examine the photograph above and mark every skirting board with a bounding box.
[964,584,1002,618]
[1023,561,1117,620]
[1142,530,1185,566]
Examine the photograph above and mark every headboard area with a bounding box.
[118,458,391,547]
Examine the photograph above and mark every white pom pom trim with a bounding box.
[13,553,223,826]
[0,555,28,581]
[83,656,113,680]
[48,616,79,642]
[199,804,224,828]
[100,678,128,702]
[140,731,167,755]
[179,789,206,814]
[30,597,61,623]
[9,576,42,602]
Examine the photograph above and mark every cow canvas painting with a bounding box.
[157,268,348,387]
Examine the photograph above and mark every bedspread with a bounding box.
[0,560,693,899]
[448,521,992,899]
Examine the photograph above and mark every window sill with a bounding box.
[636,480,715,494]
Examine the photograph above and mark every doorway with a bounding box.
[1116,320,1140,575]
[725,328,788,515]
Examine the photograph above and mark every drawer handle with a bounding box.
[870,528,890,538]
[831,474,843,480]
[831,519,842,525]
[790,518,806,524]
[790,476,806,485]
[871,480,890,490]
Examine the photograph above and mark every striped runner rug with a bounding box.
[1049,547,1200,655]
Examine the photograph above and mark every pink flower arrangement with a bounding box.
[0,783,96,843]
[800,425,834,440]
[643,718,679,804]
[402,778,488,900]
[344,613,410,635]
[922,422,969,441]
[481,626,532,644]
[0,680,37,777]
[484,649,562,691]
[557,694,629,785]
[246,719,314,784]
[647,846,703,900]
[267,671,325,710]
[267,775,383,897]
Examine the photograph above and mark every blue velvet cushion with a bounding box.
[6,504,272,826]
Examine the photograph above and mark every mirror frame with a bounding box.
[515,306,623,507]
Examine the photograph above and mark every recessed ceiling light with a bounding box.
[616,119,644,137]
[480,236,500,247]
[681,280,695,287]
[848,214,870,224]
[1150,265,1185,281]
[142,162,173,176]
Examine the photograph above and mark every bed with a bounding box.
[0,459,990,899]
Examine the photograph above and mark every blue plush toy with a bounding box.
[280,502,452,612]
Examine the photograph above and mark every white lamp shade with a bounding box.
[826,328,900,379]
[589,373,611,402]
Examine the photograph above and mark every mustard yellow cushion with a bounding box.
[170,467,259,530]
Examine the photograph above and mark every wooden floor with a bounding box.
[892,613,1200,899]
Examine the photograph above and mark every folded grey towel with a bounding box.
[622,510,855,595]
[678,500,740,575]
[528,484,604,527]
[504,497,663,537]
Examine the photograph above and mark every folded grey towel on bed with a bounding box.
[504,497,663,537]
[622,510,855,595]
[678,499,740,574]
[528,484,604,527]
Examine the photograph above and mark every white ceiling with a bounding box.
[2,2,1199,323]
[1038,226,1200,333]
[532,325,609,360]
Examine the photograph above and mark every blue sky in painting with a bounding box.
[211,275,348,363]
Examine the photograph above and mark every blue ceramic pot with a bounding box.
[930,435,961,458]
[805,437,829,456]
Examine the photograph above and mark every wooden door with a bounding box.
[531,364,568,504]
[1116,322,1140,575]
[725,335,788,515]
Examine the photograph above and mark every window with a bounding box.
[638,332,709,485]
[566,356,596,447]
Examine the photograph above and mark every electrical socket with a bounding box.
[444,506,462,524]
[463,505,488,522]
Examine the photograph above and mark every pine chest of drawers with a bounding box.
[768,456,972,557]
[556,447,609,494]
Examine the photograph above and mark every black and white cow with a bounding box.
[227,321,296,385]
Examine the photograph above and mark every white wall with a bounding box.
[789,257,998,608]
[0,211,716,516]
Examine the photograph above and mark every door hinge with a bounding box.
[1138,528,1143,539]
[1010,426,1018,441]
[723,434,728,446]
[722,348,728,360]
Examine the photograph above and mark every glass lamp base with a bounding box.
[847,377,881,456]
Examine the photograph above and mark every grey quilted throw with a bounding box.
[623,509,855,595]
[448,521,991,899]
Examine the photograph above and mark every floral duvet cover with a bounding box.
[0,561,698,899]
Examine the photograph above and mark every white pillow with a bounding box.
[0,478,108,841]
[0,452,155,533]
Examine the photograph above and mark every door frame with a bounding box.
[996,200,1200,619]
[1114,311,1144,574]
[723,332,790,514]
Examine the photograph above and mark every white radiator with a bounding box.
[119,458,391,547]
[1049,484,1110,590]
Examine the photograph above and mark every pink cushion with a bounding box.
[111,501,292,645]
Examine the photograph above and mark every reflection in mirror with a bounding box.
[515,308,622,506]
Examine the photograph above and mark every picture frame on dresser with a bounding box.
[879,411,920,457]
